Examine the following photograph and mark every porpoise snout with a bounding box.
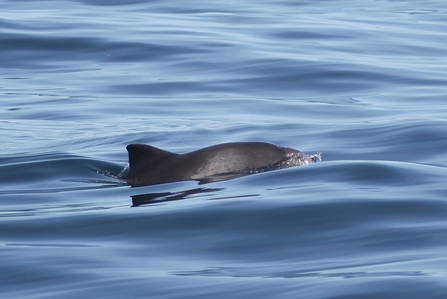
[278,146,321,167]
[282,147,303,157]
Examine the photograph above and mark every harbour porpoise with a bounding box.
[125,142,320,186]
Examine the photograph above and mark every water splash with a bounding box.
[304,152,322,164]
[276,151,322,169]
[117,163,130,179]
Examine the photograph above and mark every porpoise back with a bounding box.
[126,142,313,186]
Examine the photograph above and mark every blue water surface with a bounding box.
[1,0,447,298]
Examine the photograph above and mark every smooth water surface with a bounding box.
[1,0,447,298]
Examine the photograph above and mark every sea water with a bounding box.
[1,0,447,298]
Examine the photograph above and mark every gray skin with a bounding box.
[126,142,307,186]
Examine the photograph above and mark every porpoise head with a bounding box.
[277,147,322,169]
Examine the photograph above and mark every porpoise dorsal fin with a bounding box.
[126,144,176,169]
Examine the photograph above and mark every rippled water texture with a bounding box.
[1,0,447,298]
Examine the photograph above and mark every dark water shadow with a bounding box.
[131,187,224,207]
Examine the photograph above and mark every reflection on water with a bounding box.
[131,187,224,207]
